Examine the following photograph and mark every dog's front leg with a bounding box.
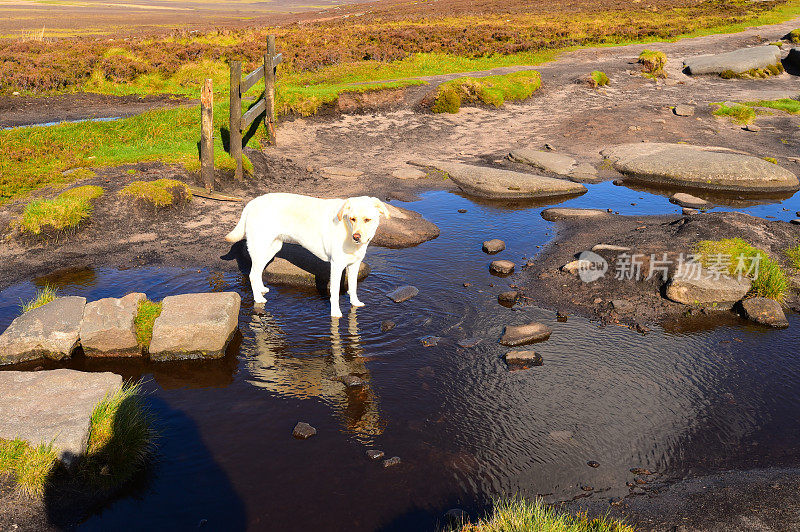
[347,262,364,308]
[329,262,345,318]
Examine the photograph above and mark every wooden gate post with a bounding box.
[264,35,277,146]
[200,78,214,192]
[229,60,243,181]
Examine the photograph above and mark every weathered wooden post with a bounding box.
[264,35,277,146]
[229,60,243,181]
[200,78,214,192]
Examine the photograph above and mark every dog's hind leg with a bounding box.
[248,238,283,304]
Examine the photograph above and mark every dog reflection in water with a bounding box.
[245,309,383,438]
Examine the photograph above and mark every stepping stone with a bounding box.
[265,256,369,290]
[387,285,419,303]
[148,292,241,361]
[602,143,798,193]
[321,166,363,180]
[673,104,695,117]
[80,292,146,357]
[498,290,519,305]
[739,297,789,328]
[666,271,751,309]
[391,167,426,180]
[541,208,609,221]
[504,350,543,366]
[592,244,631,252]
[373,204,440,249]
[383,456,401,468]
[670,192,709,209]
[340,375,365,387]
[683,45,781,75]
[457,337,482,348]
[499,322,552,346]
[0,369,122,464]
[410,160,586,200]
[366,449,384,460]
[509,149,577,176]
[490,260,515,274]
[380,320,396,332]
[482,239,506,254]
[292,422,317,439]
[0,296,85,366]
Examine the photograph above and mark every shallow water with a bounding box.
[1,182,800,531]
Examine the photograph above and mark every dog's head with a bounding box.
[337,196,390,245]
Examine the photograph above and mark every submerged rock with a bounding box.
[380,320,396,332]
[340,375,366,387]
[292,422,317,439]
[383,456,401,468]
[0,296,85,365]
[739,297,789,328]
[500,322,552,346]
[665,272,751,309]
[683,45,781,75]
[386,285,419,303]
[80,292,146,357]
[366,449,385,460]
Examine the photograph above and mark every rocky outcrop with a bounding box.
[0,369,122,463]
[602,143,799,193]
[666,272,751,308]
[80,293,146,357]
[683,45,781,75]
[0,297,86,365]
[739,297,789,328]
[148,292,240,361]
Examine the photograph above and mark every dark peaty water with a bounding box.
[1,183,799,531]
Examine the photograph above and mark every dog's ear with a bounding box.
[374,198,390,219]
[337,200,350,221]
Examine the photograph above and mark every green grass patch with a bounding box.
[763,157,778,164]
[744,97,800,114]
[712,102,756,124]
[721,62,784,79]
[134,299,162,348]
[696,238,789,301]
[788,28,800,43]
[432,71,542,113]
[638,49,667,78]
[787,244,800,269]
[18,185,103,235]
[589,71,609,88]
[119,178,191,208]
[19,285,58,313]
[455,497,633,532]
[0,439,58,497]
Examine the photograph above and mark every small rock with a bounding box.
[610,497,623,506]
[611,299,633,312]
[420,336,442,347]
[380,320,396,332]
[340,375,365,387]
[634,322,650,334]
[482,239,506,254]
[541,208,608,222]
[292,422,317,439]
[592,244,631,252]
[366,449,385,460]
[673,104,695,117]
[386,285,419,303]
[670,192,709,209]
[630,467,653,475]
[790,219,800,225]
[463,282,472,287]
[580,485,593,491]
[490,260,515,275]
[666,270,751,309]
[556,311,568,322]
[740,297,789,328]
[500,322,552,346]
[682,207,699,215]
[631,486,646,495]
[587,460,600,468]
[562,259,592,275]
[458,209,467,213]
[498,290,519,306]
[383,456,401,468]
[504,350,543,366]
[457,337,482,348]
[744,124,761,132]
[12,91,20,96]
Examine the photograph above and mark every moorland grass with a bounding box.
[134,299,162,348]
[745,97,800,114]
[589,71,609,88]
[119,178,192,208]
[18,185,103,234]
[696,238,789,301]
[0,439,58,497]
[711,102,756,124]
[788,28,800,43]
[453,497,634,532]
[787,243,800,269]
[19,285,58,313]
[432,71,542,113]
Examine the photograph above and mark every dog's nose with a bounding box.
[353,233,361,242]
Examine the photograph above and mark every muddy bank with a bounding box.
[515,211,800,327]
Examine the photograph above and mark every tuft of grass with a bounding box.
[787,244,800,269]
[588,71,609,88]
[696,238,789,301]
[745,97,800,114]
[432,71,541,113]
[0,439,58,497]
[638,49,667,78]
[788,28,800,43]
[455,497,634,532]
[134,299,162,348]
[19,285,58,313]
[763,157,778,164]
[119,179,191,208]
[720,63,783,79]
[18,185,103,235]
[711,102,756,124]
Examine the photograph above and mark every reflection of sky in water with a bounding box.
[1,182,799,529]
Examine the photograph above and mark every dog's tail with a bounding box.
[225,203,250,243]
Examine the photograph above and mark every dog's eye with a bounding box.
[350,216,357,222]
[364,218,371,223]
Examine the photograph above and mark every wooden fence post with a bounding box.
[229,60,243,181]
[200,78,214,192]
[265,35,277,146]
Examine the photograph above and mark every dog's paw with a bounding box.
[330,309,343,319]
[261,287,270,294]
[253,295,267,304]
[350,299,365,307]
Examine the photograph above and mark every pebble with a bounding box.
[490,260,515,275]
[556,311,568,322]
[580,485,593,491]
[380,320,396,332]
[482,239,506,254]
[366,449,385,460]
[386,285,419,303]
[463,282,471,287]
[630,467,653,475]
[592,244,631,252]
[458,209,467,213]
[292,422,317,439]
[587,460,600,468]
[383,456,401,468]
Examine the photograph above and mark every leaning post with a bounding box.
[200,78,214,192]
[229,60,243,181]
[265,35,277,146]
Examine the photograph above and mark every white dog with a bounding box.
[225,193,390,318]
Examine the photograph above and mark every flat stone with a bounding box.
[457,337,482,348]
[504,350,543,366]
[321,166,363,180]
[541,208,609,221]
[683,45,781,75]
[265,256,369,290]
[500,322,552,346]
[149,292,240,361]
[673,104,695,117]
[80,293,146,357]
[391,167,426,180]
[366,449,385,460]
[292,422,317,439]
[372,204,440,249]
[592,244,631,252]
[490,260,515,274]
[587,460,600,468]
[482,239,506,254]
[683,208,700,215]
[386,285,419,303]
[602,143,799,193]
[569,163,599,182]
[0,369,122,463]
[411,160,586,200]
[509,148,577,176]
[498,290,519,305]
[666,271,751,308]
[0,296,86,366]
[740,297,789,328]
[383,456,401,468]
[670,192,709,209]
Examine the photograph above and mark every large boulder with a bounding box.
[149,292,240,361]
[410,160,586,199]
[666,272,751,308]
[739,297,789,328]
[602,143,799,193]
[0,296,86,366]
[0,369,122,464]
[683,45,781,75]
[80,293,146,357]
[372,204,440,248]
